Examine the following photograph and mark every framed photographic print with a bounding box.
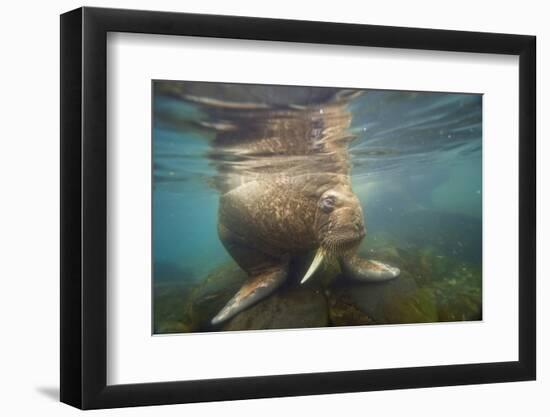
[60,6,536,409]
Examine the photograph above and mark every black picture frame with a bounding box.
[60,6,536,410]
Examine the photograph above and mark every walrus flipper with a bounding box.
[211,266,288,325]
[339,255,400,282]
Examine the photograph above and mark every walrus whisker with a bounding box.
[321,235,362,258]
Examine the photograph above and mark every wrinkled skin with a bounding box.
[158,82,400,325]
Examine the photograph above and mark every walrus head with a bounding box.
[315,186,366,253]
[301,184,366,284]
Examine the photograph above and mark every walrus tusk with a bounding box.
[300,248,325,284]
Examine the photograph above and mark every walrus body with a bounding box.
[160,82,400,324]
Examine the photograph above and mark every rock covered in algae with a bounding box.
[177,256,337,332]
[222,285,328,331]
[324,240,431,325]
[181,262,247,332]
[326,242,481,326]
[432,263,482,322]
[155,236,482,333]
[210,254,339,331]
[153,262,250,334]
[153,283,194,334]
[327,269,438,325]
[327,292,375,326]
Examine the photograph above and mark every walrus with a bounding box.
[157,82,400,325]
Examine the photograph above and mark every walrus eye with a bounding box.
[319,195,336,213]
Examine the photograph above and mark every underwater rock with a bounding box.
[170,259,335,333]
[327,269,438,325]
[327,244,481,325]
[215,256,340,331]
[155,242,481,333]
[153,282,194,334]
[382,286,438,324]
[324,241,431,325]
[222,284,328,331]
[182,255,340,332]
[327,293,375,326]
[182,262,247,332]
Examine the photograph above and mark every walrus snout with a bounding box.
[314,184,366,256]
[322,207,365,248]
